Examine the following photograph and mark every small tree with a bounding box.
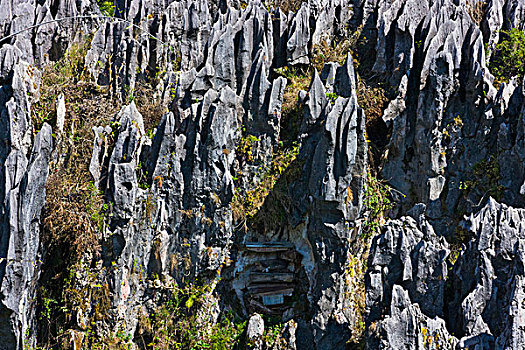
[489,28,525,83]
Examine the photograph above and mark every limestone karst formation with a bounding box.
[1,0,525,349]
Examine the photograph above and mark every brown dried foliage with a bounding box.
[36,38,120,263]
[267,0,306,13]
[311,40,351,72]
[133,77,166,133]
[466,0,487,26]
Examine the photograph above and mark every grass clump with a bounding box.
[35,37,120,348]
[36,36,117,264]
[265,0,306,13]
[136,282,246,349]
[459,155,504,201]
[489,28,525,85]
[311,40,352,72]
[466,0,487,26]
[274,66,310,146]
[232,142,300,227]
[345,251,367,345]
[362,172,394,239]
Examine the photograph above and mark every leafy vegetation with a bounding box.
[136,282,246,350]
[261,323,285,348]
[97,0,115,17]
[362,173,394,239]
[232,141,300,228]
[325,92,338,104]
[236,133,261,163]
[459,155,504,201]
[489,28,525,85]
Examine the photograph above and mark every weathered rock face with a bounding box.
[2,0,525,348]
[0,45,52,349]
[367,206,450,323]
[234,55,368,349]
[366,199,525,349]
[89,2,367,346]
[449,199,525,348]
[349,0,525,238]
[368,285,459,350]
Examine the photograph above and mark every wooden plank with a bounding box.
[244,242,294,253]
[249,272,294,283]
[253,288,294,297]
[247,283,294,294]
[263,294,284,306]
[248,299,281,315]
[254,259,288,270]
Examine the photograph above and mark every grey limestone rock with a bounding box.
[0,43,53,349]
[365,199,525,350]
[448,199,525,348]
[366,211,450,324]
[368,285,459,350]
[247,313,265,343]
[4,0,525,348]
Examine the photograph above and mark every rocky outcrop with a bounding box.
[366,206,450,323]
[348,0,525,237]
[2,0,525,348]
[88,7,367,346]
[280,55,367,348]
[0,45,53,349]
[369,285,459,350]
[366,199,525,349]
[449,199,525,348]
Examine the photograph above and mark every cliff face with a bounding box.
[1,0,525,349]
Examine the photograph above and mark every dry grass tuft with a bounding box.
[311,40,351,72]
[35,35,167,348]
[345,247,369,344]
[266,0,306,13]
[466,0,487,26]
[132,76,166,133]
[43,175,104,260]
[37,36,119,262]
[357,81,389,131]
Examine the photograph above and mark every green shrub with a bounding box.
[489,28,525,84]
[459,155,504,200]
[362,173,394,239]
[136,282,246,349]
[97,0,115,16]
